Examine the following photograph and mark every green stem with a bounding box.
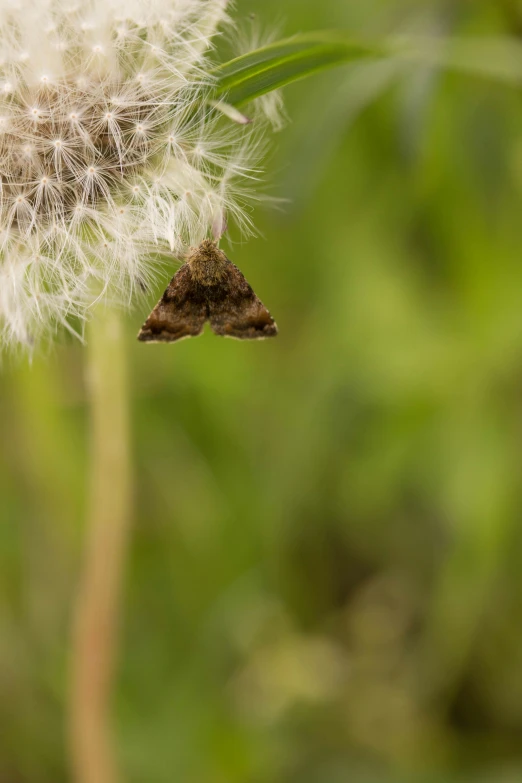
[69,308,131,783]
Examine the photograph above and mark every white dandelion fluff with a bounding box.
[0,0,269,349]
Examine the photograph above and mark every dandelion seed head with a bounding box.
[0,0,272,351]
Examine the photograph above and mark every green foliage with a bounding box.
[213,31,522,109]
[212,32,382,105]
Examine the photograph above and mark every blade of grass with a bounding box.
[211,33,384,106]
[212,32,522,110]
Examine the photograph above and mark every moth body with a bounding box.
[138,241,278,343]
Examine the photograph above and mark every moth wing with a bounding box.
[208,263,277,340]
[137,264,206,343]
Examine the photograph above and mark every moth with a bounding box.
[138,240,278,343]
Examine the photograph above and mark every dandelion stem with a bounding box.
[70,308,131,783]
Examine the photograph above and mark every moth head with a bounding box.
[186,240,229,286]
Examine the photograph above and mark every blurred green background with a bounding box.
[4,0,522,781]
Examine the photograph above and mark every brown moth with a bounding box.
[138,240,278,343]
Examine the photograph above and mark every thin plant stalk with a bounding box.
[69,308,131,783]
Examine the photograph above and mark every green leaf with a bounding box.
[212,32,522,110]
[211,32,383,107]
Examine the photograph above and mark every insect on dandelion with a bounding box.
[0,0,273,349]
